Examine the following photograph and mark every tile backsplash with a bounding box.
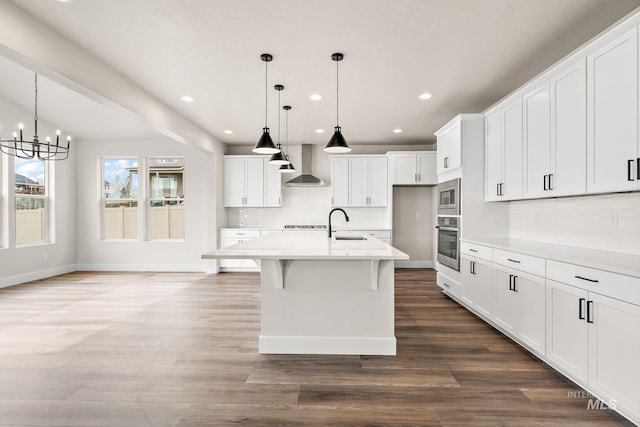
[509,192,640,255]
[227,186,389,229]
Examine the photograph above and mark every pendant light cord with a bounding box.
[277,89,281,145]
[264,61,268,127]
[34,73,39,137]
[285,108,288,154]
[335,59,339,127]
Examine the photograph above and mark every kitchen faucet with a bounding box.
[328,208,349,238]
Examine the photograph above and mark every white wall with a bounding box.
[0,97,77,287]
[509,192,640,255]
[226,144,433,229]
[392,186,434,265]
[76,138,222,272]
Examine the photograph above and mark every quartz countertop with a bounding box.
[203,231,408,261]
[462,237,640,278]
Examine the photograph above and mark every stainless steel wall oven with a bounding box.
[436,216,460,271]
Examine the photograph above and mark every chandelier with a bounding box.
[0,73,71,160]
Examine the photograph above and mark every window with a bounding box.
[15,157,48,245]
[102,158,138,239]
[147,157,184,239]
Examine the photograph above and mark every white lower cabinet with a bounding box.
[219,229,260,270]
[494,267,546,355]
[460,256,495,319]
[547,276,640,419]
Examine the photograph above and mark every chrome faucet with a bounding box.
[328,208,349,238]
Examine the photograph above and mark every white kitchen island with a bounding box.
[202,231,409,355]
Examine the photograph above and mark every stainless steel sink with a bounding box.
[335,236,367,241]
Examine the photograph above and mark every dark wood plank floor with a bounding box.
[0,269,633,426]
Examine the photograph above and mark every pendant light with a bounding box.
[324,52,351,153]
[253,53,279,154]
[268,84,290,165]
[279,105,296,173]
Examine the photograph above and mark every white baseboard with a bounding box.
[259,335,396,356]
[75,263,207,272]
[0,264,76,289]
[395,261,434,268]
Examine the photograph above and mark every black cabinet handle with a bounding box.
[509,274,513,291]
[543,174,548,191]
[575,275,599,283]
[578,297,585,320]
[586,300,594,323]
[512,276,518,292]
[507,258,521,264]
[469,248,478,252]
[628,159,635,181]
[496,183,500,196]
[637,158,640,181]
[500,183,504,196]
[548,174,553,190]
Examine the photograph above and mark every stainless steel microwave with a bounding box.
[437,178,460,215]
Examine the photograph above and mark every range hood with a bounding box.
[285,144,326,187]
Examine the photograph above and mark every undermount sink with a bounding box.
[334,236,367,241]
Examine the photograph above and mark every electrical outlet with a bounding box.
[607,211,619,227]
[42,254,48,262]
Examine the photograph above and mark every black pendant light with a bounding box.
[324,52,351,153]
[279,105,296,173]
[253,53,279,154]
[269,84,290,165]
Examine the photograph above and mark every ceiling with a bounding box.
[2,0,640,148]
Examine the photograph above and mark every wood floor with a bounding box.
[0,269,633,426]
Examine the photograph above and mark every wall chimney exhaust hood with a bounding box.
[285,144,326,187]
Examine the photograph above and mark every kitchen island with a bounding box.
[202,231,409,355]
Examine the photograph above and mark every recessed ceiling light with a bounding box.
[57,0,74,3]
[310,94,322,101]
[181,95,194,103]
[393,128,403,134]
[418,92,432,100]
[315,129,324,134]
[224,130,233,135]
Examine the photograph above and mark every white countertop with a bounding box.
[203,232,408,261]
[463,237,640,278]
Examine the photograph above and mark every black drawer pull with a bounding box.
[442,282,450,288]
[469,249,478,253]
[578,298,585,320]
[628,159,635,181]
[575,275,599,283]
[507,258,521,264]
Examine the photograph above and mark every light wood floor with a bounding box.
[0,269,633,426]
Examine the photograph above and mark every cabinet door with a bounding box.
[436,130,450,175]
[220,237,243,267]
[331,157,349,206]
[475,260,496,320]
[587,27,638,193]
[516,273,546,355]
[460,257,476,307]
[223,158,246,207]
[349,157,369,206]
[588,292,640,416]
[485,111,503,201]
[551,59,587,197]
[392,155,417,185]
[368,157,388,207]
[546,279,589,381]
[448,122,462,170]
[263,160,282,207]
[523,83,551,199]
[244,158,265,207]
[417,153,437,184]
[494,268,519,335]
[502,99,523,200]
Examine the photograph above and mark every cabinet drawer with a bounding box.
[437,272,460,299]
[460,242,492,262]
[493,249,545,277]
[219,229,261,239]
[547,260,640,306]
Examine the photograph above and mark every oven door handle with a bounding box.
[436,226,458,232]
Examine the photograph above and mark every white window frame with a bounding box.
[101,157,139,241]
[146,156,185,241]
[14,157,50,247]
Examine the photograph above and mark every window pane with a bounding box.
[16,197,46,244]
[103,200,138,239]
[148,157,184,240]
[103,158,138,199]
[15,158,45,195]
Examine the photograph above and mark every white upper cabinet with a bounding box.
[550,60,587,197]
[485,99,523,201]
[331,155,388,207]
[587,27,639,194]
[223,156,281,207]
[523,82,551,199]
[389,152,437,185]
[436,120,462,174]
